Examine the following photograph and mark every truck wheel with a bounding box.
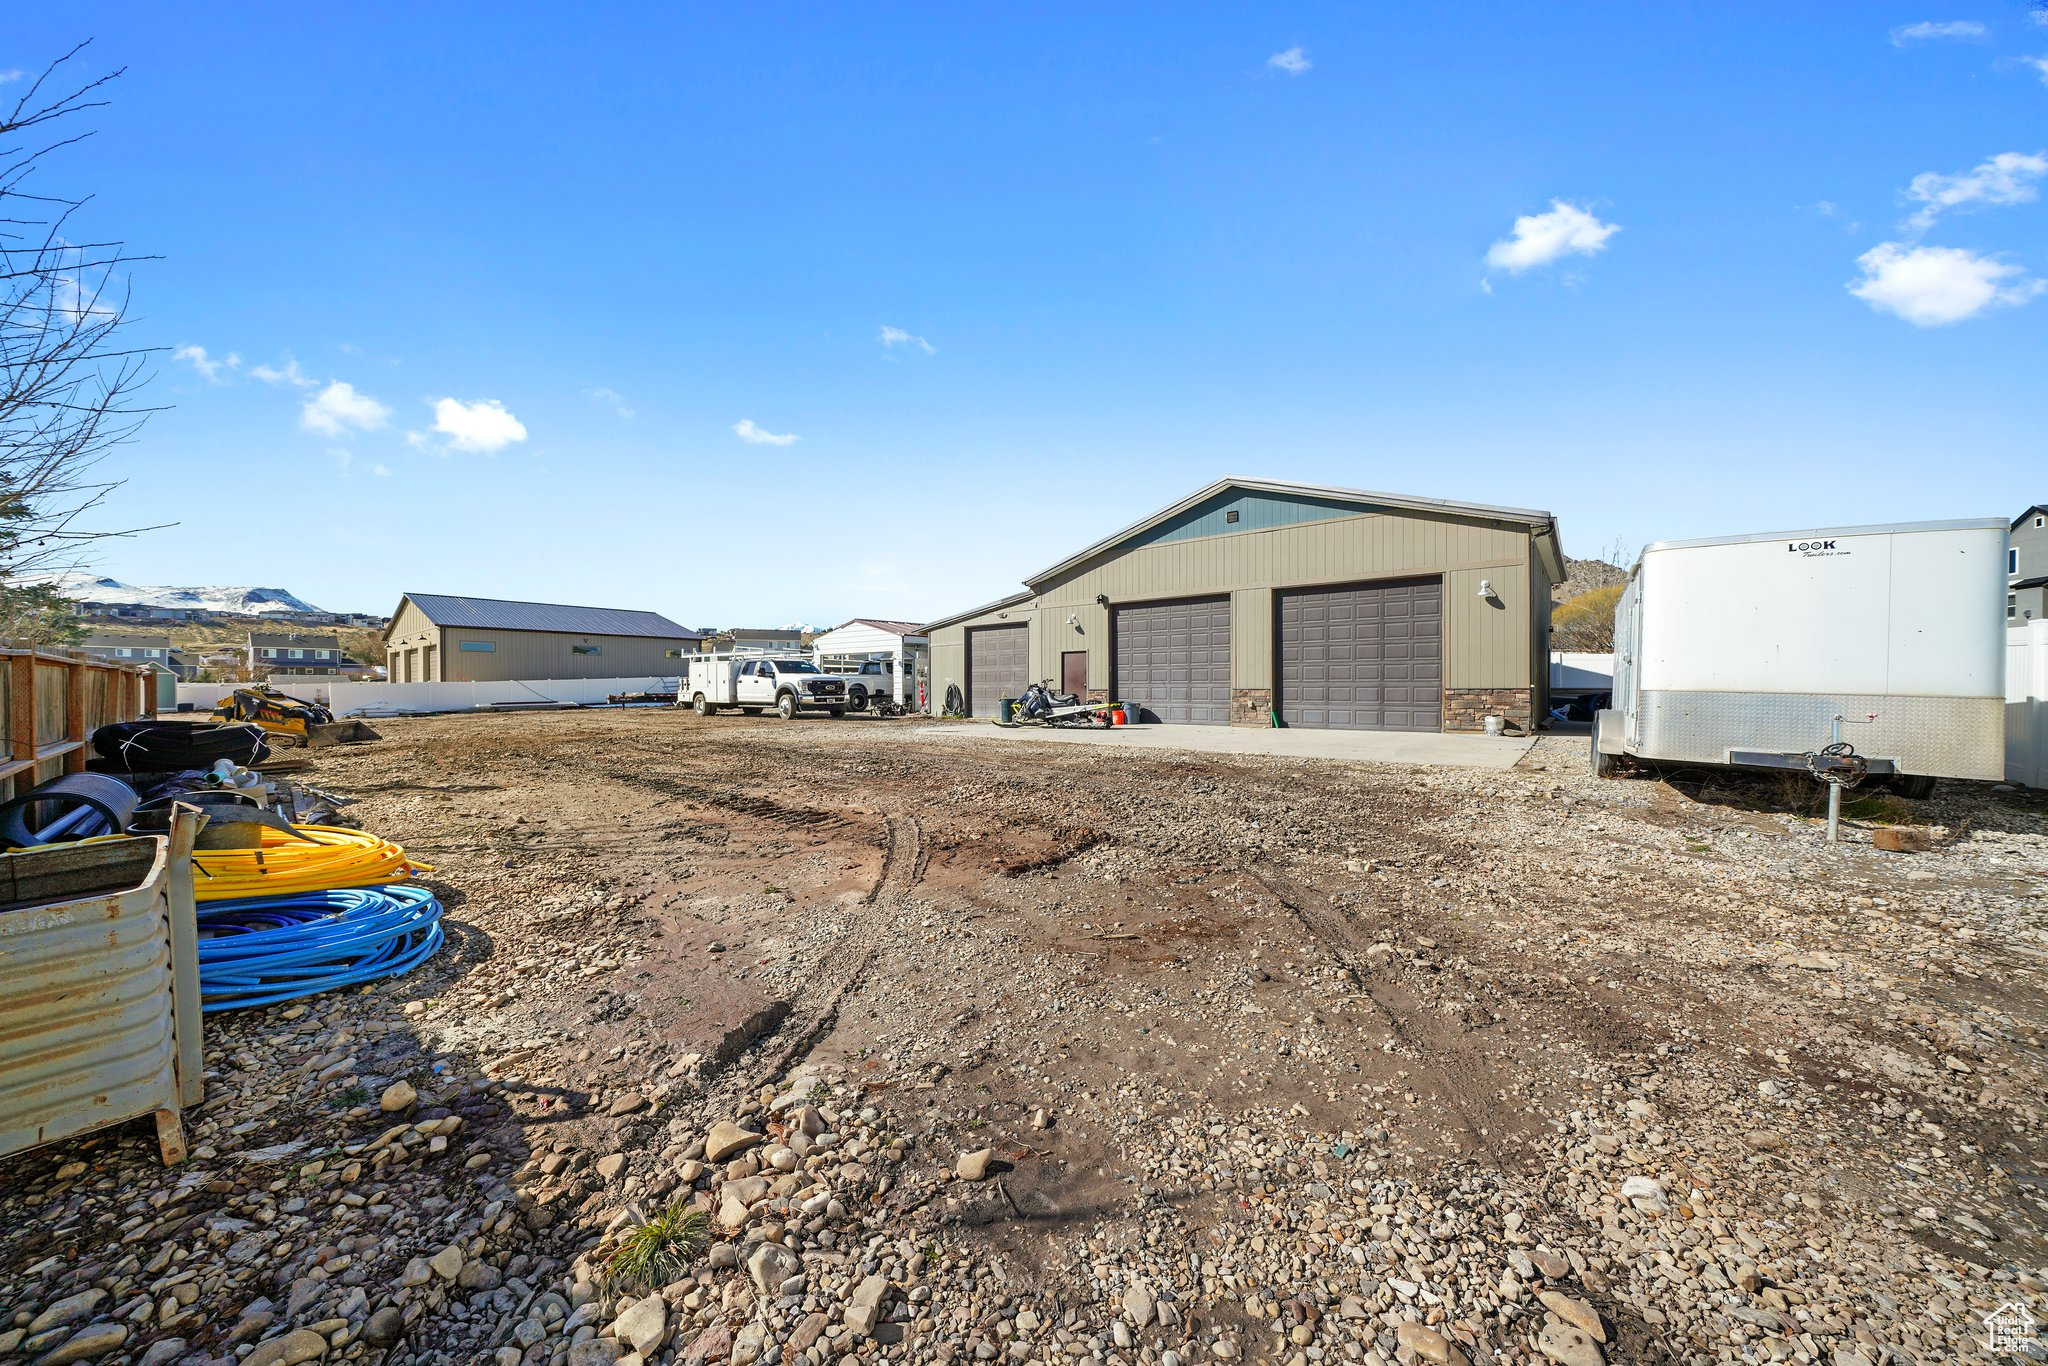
[849,685,869,712]
[776,692,798,720]
[1891,774,1937,799]
[692,694,710,716]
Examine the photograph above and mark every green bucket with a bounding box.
[998,697,1017,724]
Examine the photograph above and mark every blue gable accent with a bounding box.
[1127,489,1376,550]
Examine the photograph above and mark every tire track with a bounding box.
[742,813,923,1090]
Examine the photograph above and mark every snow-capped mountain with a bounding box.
[20,572,328,616]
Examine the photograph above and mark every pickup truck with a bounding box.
[684,656,853,719]
[835,659,920,713]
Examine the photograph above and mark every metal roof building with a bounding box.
[927,476,1563,732]
[382,592,700,683]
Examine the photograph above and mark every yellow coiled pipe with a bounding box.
[190,824,431,902]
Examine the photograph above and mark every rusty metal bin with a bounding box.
[0,813,203,1165]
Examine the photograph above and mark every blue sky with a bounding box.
[7,5,2046,623]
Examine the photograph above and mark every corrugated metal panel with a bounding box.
[812,622,926,657]
[1027,476,1557,587]
[403,592,697,639]
[0,821,202,1166]
[928,596,1034,713]
[1129,490,1380,550]
[1037,510,1533,690]
[435,628,690,682]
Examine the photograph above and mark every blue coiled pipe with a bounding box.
[194,884,444,1012]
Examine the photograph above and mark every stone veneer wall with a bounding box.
[1441,687,1534,733]
[1231,688,1273,727]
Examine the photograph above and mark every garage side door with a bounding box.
[966,624,1029,717]
[1278,579,1442,731]
[1114,597,1231,725]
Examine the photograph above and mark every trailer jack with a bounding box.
[1804,717,1870,845]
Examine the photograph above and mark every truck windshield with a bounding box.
[768,660,820,673]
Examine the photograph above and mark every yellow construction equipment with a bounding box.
[211,686,379,748]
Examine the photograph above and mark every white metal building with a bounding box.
[811,618,929,706]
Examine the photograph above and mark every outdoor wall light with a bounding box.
[1477,579,1498,600]
[1066,613,1079,626]
[1095,594,1109,607]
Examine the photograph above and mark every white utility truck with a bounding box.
[683,653,854,719]
[1593,519,2008,796]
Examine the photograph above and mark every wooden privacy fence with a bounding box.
[0,649,156,802]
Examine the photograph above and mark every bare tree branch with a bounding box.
[0,39,166,603]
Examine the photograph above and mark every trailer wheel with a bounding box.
[692,693,710,716]
[1891,774,1937,800]
[776,691,798,720]
[1590,720,1620,779]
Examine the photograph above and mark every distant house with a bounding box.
[2012,504,2048,627]
[249,631,350,677]
[166,649,206,681]
[80,631,175,668]
[700,627,806,654]
[383,592,701,683]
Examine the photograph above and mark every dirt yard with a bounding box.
[5,709,2047,1366]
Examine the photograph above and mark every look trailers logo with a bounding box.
[1788,538,1848,558]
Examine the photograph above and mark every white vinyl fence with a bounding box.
[174,676,679,717]
[2009,621,2048,790]
[1549,651,1615,691]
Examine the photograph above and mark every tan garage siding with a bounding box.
[383,593,696,683]
[1033,509,1536,691]
[434,629,688,682]
[385,598,440,680]
[928,480,1560,731]
[927,594,1033,714]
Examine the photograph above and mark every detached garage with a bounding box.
[927,477,1563,732]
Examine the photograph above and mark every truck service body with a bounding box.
[685,654,852,719]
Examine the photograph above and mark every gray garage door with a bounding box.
[966,624,1029,717]
[1278,579,1442,731]
[1114,597,1231,725]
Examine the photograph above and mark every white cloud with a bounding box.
[1268,46,1310,75]
[172,344,234,382]
[300,381,392,436]
[430,397,528,453]
[1848,242,2046,325]
[586,385,634,418]
[370,462,392,478]
[1890,19,1989,46]
[54,273,117,323]
[878,325,934,355]
[250,355,317,388]
[1484,200,1620,274]
[1904,150,2048,230]
[2026,53,2048,84]
[733,419,798,446]
[0,70,23,85]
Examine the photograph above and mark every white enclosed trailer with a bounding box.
[1594,519,2008,790]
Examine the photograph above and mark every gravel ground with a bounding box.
[3,709,2046,1366]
